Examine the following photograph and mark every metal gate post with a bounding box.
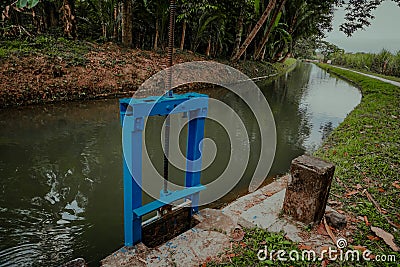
[185,108,207,215]
[121,111,144,246]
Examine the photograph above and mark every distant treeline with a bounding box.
[333,50,400,78]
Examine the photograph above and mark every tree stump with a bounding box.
[282,155,335,225]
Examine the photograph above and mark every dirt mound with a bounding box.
[0,43,204,108]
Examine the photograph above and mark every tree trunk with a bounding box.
[254,0,286,60]
[61,0,77,39]
[261,46,266,60]
[282,155,335,225]
[153,18,159,50]
[112,4,118,40]
[122,0,133,47]
[231,10,244,58]
[231,0,276,62]
[180,20,186,50]
[278,52,291,63]
[102,23,107,39]
[43,1,59,29]
[205,36,211,57]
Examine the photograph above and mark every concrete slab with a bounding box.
[194,209,236,234]
[240,189,285,229]
[222,176,288,218]
[146,229,230,266]
[101,229,230,267]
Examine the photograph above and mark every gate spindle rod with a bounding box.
[163,0,176,194]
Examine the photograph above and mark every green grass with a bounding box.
[315,63,400,264]
[348,68,400,83]
[271,58,297,75]
[283,58,297,68]
[0,35,91,66]
[206,228,313,267]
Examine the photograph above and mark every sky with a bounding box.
[324,1,400,53]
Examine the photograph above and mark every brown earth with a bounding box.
[0,42,276,109]
[0,43,207,108]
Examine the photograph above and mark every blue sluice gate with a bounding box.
[119,92,208,246]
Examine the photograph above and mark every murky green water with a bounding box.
[0,63,361,266]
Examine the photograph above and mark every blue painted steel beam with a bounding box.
[132,185,206,218]
[120,93,208,118]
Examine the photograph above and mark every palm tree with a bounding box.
[231,0,276,62]
[254,0,286,60]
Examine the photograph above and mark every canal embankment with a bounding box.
[0,38,297,109]
[315,63,400,260]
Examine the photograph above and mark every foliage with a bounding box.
[1,0,339,62]
[292,36,317,59]
[333,50,400,78]
[16,0,40,9]
[340,0,400,36]
[316,40,344,60]
[264,0,339,62]
[315,63,400,264]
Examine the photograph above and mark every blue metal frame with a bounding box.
[120,92,208,246]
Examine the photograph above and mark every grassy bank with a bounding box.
[315,63,400,260]
[342,67,400,84]
[0,36,296,109]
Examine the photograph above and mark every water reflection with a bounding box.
[297,64,362,151]
[0,63,361,266]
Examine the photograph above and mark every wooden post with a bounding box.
[282,155,335,225]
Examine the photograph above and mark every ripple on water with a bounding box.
[0,202,86,265]
[0,243,41,267]
[0,222,84,266]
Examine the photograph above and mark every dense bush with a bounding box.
[333,49,400,77]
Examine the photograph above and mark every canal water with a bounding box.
[0,63,361,266]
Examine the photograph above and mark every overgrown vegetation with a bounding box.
[315,63,400,262]
[1,0,340,62]
[332,50,400,78]
[2,0,399,64]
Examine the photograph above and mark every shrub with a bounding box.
[333,49,400,78]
